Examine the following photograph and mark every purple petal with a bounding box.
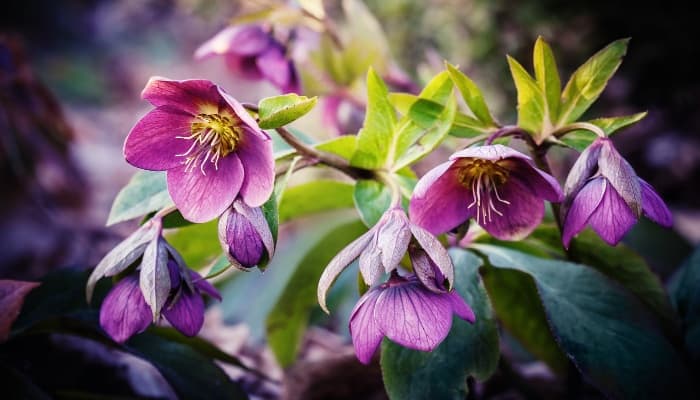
[167,259,182,290]
[225,55,264,80]
[166,154,244,223]
[217,87,267,140]
[349,288,384,365]
[598,139,642,216]
[318,229,373,313]
[233,200,275,258]
[507,158,563,202]
[190,271,221,301]
[218,206,264,267]
[563,178,606,248]
[162,289,205,337]
[480,178,544,240]
[359,239,384,286]
[99,276,152,343]
[563,139,603,197]
[640,179,672,227]
[447,290,475,323]
[410,160,473,235]
[235,128,275,208]
[322,96,343,136]
[141,78,220,115]
[375,282,453,352]
[409,247,446,293]
[587,179,637,246]
[194,25,271,60]
[409,224,454,290]
[377,209,411,273]
[450,144,531,163]
[256,45,298,93]
[123,106,195,171]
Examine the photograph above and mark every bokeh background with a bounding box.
[1,0,698,398]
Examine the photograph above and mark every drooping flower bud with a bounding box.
[218,199,275,269]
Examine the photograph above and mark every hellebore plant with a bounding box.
[562,137,672,247]
[124,77,275,223]
[195,25,300,94]
[410,144,563,240]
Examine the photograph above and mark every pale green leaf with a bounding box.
[258,94,318,129]
[533,36,561,123]
[353,179,392,227]
[507,55,548,138]
[107,171,172,226]
[559,111,647,151]
[446,63,495,126]
[279,180,355,223]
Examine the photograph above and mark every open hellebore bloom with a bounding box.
[317,206,455,312]
[218,199,275,269]
[349,274,475,364]
[195,25,299,94]
[124,78,274,223]
[99,259,220,343]
[562,137,672,247]
[410,144,563,240]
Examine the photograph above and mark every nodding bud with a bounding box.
[218,199,275,269]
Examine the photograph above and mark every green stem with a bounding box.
[376,170,403,207]
[552,122,606,139]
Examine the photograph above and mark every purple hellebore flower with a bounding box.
[218,199,275,269]
[124,77,274,223]
[349,273,475,365]
[99,260,220,343]
[195,25,300,94]
[562,137,672,248]
[317,207,455,312]
[409,144,563,240]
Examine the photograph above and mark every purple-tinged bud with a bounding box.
[218,199,275,269]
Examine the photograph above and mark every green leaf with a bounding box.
[446,63,495,126]
[165,220,220,269]
[388,92,418,115]
[278,180,355,224]
[559,112,647,151]
[203,254,230,279]
[353,179,392,227]
[473,244,694,399]
[316,135,357,161]
[127,333,248,400]
[668,246,700,368]
[558,39,630,125]
[507,55,548,138]
[380,249,499,400]
[533,37,561,123]
[266,220,367,366]
[481,267,568,373]
[107,171,172,226]
[351,68,396,169]
[449,112,494,138]
[258,94,318,129]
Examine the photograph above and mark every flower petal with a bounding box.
[377,209,411,273]
[218,205,264,267]
[410,160,473,235]
[318,229,373,313]
[562,178,606,248]
[236,128,275,207]
[480,178,544,240]
[450,144,531,162]
[375,282,453,352]
[563,139,603,197]
[409,247,446,293]
[217,87,268,140]
[256,45,299,93]
[359,238,384,286]
[233,200,275,258]
[166,153,244,223]
[163,289,205,337]
[587,179,637,246]
[123,106,195,171]
[598,139,642,216]
[141,77,220,115]
[349,288,384,365]
[409,224,454,290]
[640,179,672,227]
[225,55,264,80]
[189,271,221,301]
[507,158,563,202]
[99,276,152,343]
[194,25,271,60]
[447,290,475,323]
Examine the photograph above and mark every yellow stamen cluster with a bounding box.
[456,159,511,224]
[177,113,242,174]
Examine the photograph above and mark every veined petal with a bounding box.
[141,77,220,115]
[587,179,637,246]
[236,128,275,207]
[99,276,152,343]
[359,241,384,286]
[318,229,374,313]
[410,160,473,235]
[563,178,606,248]
[233,200,275,258]
[218,205,264,267]
[349,288,384,365]
[377,209,411,273]
[480,178,544,241]
[640,179,672,227]
[450,144,532,163]
[447,290,475,323]
[409,224,454,290]
[375,282,453,352]
[163,289,205,337]
[563,139,603,197]
[507,158,564,202]
[598,139,642,216]
[194,25,271,60]
[166,154,244,223]
[409,247,447,293]
[124,106,195,171]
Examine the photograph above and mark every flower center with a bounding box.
[456,159,511,224]
[176,113,242,174]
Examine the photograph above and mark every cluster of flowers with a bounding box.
[92,23,672,363]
